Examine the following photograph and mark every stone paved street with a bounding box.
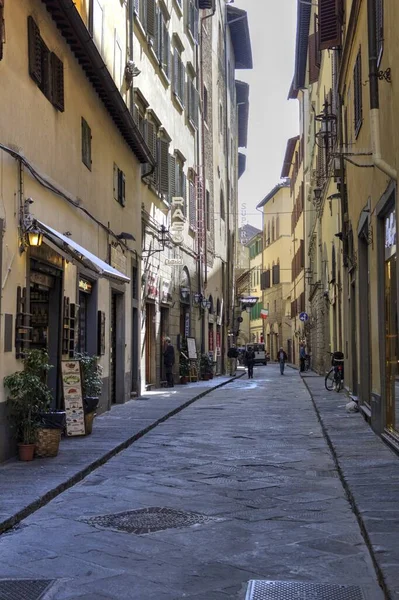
[0,366,387,599]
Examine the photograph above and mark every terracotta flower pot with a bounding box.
[180,376,188,385]
[18,443,35,461]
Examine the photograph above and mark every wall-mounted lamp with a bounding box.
[314,187,322,203]
[181,287,190,300]
[194,293,211,310]
[26,226,43,248]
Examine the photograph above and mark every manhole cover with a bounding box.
[245,581,366,600]
[80,507,219,535]
[0,579,55,600]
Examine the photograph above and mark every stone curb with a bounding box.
[301,376,391,600]
[0,373,244,537]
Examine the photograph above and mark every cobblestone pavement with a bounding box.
[0,366,387,599]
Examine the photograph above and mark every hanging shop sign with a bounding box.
[170,197,185,245]
[79,278,92,293]
[61,360,85,436]
[111,246,127,275]
[30,271,54,289]
[146,271,159,300]
[160,279,172,304]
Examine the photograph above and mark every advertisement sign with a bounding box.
[61,360,85,436]
[170,197,185,245]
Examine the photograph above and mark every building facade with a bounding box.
[289,0,399,450]
[0,0,252,461]
[248,233,263,345]
[258,182,292,361]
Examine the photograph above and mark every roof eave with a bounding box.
[293,0,311,92]
[227,6,253,70]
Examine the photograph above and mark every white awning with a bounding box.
[36,221,130,283]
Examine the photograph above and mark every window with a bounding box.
[156,9,171,78]
[81,118,92,170]
[272,218,275,242]
[173,47,185,105]
[261,270,271,290]
[28,17,64,111]
[114,32,122,89]
[203,85,208,123]
[276,216,280,239]
[187,0,199,42]
[187,75,199,129]
[132,266,138,300]
[134,0,146,26]
[113,164,126,207]
[267,222,270,246]
[220,190,225,221]
[354,49,363,137]
[188,177,196,228]
[158,136,170,195]
[91,0,104,54]
[272,262,280,285]
[376,0,383,66]
[174,155,187,214]
[142,118,158,186]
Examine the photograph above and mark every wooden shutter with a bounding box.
[182,172,187,216]
[51,53,64,112]
[28,16,42,84]
[376,0,383,65]
[146,0,156,37]
[159,139,169,194]
[173,50,179,96]
[354,50,362,136]
[154,6,161,59]
[145,121,157,185]
[113,163,118,200]
[319,0,342,50]
[163,24,170,77]
[308,34,319,84]
[0,0,4,61]
[180,61,185,105]
[169,154,176,200]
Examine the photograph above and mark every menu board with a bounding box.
[61,360,85,436]
[187,337,197,360]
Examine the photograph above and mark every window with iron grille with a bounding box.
[354,49,363,137]
[113,163,126,207]
[81,118,92,170]
[28,16,64,111]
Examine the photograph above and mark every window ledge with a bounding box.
[159,68,171,87]
[186,28,196,46]
[172,93,184,112]
[173,0,183,18]
[134,16,147,40]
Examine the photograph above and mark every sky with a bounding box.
[234,0,299,228]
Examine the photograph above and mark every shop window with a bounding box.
[81,118,92,170]
[28,16,64,111]
[113,163,126,207]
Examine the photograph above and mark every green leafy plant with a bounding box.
[200,353,213,376]
[75,353,103,398]
[4,350,53,444]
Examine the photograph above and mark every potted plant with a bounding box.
[200,354,212,381]
[76,353,103,435]
[4,350,53,461]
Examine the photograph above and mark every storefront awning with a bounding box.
[36,221,130,283]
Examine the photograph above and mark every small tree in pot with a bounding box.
[75,353,103,434]
[4,350,53,461]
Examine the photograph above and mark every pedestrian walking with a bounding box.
[245,346,255,379]
[163,337,175,387]
[277,347,287,375]
[299,343,306,372]
[227,344,239,376]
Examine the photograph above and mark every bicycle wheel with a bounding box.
[325,368,335,391]
[335,372,343,392]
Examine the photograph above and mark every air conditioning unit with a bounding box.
[198,0,215,9]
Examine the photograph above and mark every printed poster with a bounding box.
[61,360,85,436]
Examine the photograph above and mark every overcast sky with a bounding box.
[233,0,299,228]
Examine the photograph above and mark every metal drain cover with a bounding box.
[245,581,369,600]
[81,506,218,535]
[0,579,55,600]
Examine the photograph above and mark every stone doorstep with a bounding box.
[0,373,244,537]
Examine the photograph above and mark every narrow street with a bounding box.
[0,366,384,599]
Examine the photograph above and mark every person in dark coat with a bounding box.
[163,337,175,387]
[245,346,255,379]
[277,347,288,375]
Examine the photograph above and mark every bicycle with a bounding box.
[325,352,344,392]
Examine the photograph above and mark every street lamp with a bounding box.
[26,226,43,248]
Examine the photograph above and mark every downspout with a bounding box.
[224,6,232,338]
[198,7,215,354]
[367,0,397,180]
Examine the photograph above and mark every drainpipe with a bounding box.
[367,0,397,180]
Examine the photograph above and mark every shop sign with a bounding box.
[208,314,215,324]
[111,246,127,275]
[185,311,190,337]
[79,278,92,293]
[160,279,172,304]
[30,271,54,289]
[30,244,63,268]
[170,197,185,245]
[165,258,183,266]
[385,209,396,249]
[146,271,159,300]
[61,360,85,436]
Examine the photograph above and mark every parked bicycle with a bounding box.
[325,351,344,392]
[304,354,311,372]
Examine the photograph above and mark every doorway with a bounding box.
[358,229,371,407]
[145,302,156,386]
[160,307,169,383]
